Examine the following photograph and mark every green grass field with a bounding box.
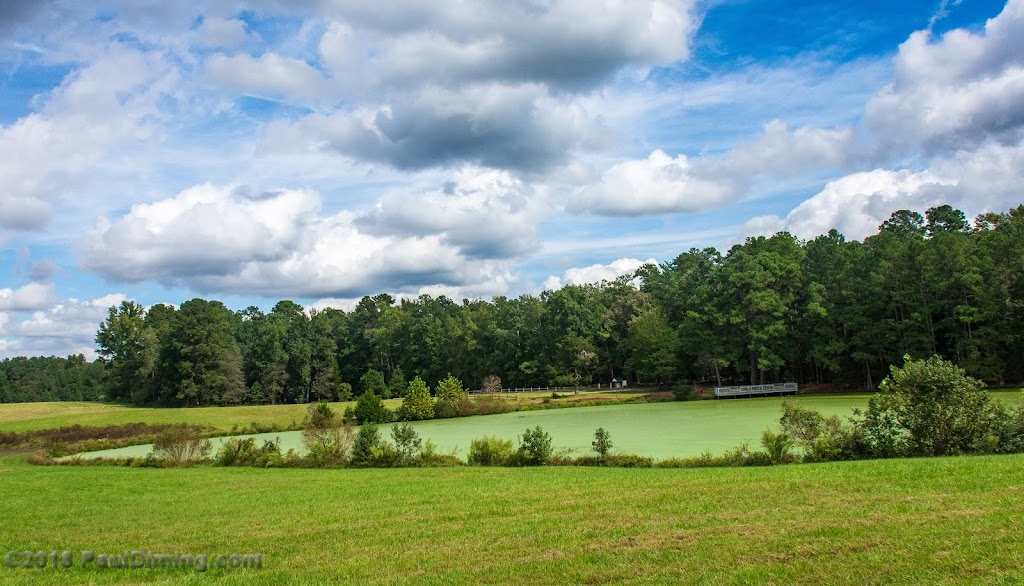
[65,391,1024,461]
[1,452,1022,584]
[0,391,648,435]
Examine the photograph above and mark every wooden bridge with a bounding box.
[713,382,799,398]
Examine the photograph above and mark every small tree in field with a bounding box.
[391,422,422,465]
[592,427,612,461]
[353,391,391,424]
[434,373,470,418]
[482,374,502,393]
[335,382,353,402]
[350,424,383,467]
[302,402,354,467]
[399,376,434,421]
[517,426,552,465]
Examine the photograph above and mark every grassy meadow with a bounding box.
[1,452,1022,584]
[0,390,651,435]
[2,392,1023,583]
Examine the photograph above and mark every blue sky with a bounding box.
[1,0,1022,358]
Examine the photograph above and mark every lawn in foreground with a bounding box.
[74,391,1024,461]
[0,453,1021,585]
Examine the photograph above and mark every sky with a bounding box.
[1,0,1022,359]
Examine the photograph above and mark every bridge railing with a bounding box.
[713,382,798,398]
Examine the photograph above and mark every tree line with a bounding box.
[0,356,105,403]
[3,202,1023,406]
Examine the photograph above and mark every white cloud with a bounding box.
[746,140,1024,241]
[745,169,955,240]
[358,166,550,258]
[0,47,178,230]
[865,0,1024,156]
[204,52,329,103]
[0,293,127,359]
[568,150,735,215]
[193,17,254,48]
[0,282,55,312]
[80,180,539,298]
[543,257,654,291]
[568,121,854,216]
[81,184,322,281]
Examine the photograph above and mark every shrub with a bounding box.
[760,429,796,464]
[592,427,612,461]
[472,393,512,415]
[368,442,401,467]
[353,391,392,424]
[335,382,353,402]
[398,377,435,421]
[672,379,694,401]
[350,424,383,467]
[361,369,390,399]
[391,423,422,466]
[517,426,552,466]
[417,440,462,467]
[152,427,212,463]
[779,401,861,462]
[605,453,654,467]
[301,402,355,468]
[863,355,999,457]
[217,438,290,467]
[306,401,337,429]
[986,403,1024,454]
[468,435,516,466]
[434,374,472,418]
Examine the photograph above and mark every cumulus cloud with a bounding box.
[80,181,538,298]
[542,257,654,291]
[0,282,55,312]
[266,82,601,171]
[0,47,178,230]
[0,293,126,359]
[746,140,1024,241]
[744,169,956,240]
[357,166,548,258]
[569,122,853,215]
[0,0,57,38]
[313,0,696,92]
[204,52,328,103]
[310,271,517,312]
[568,150,734,215]
[865,0,1024,157]
[81,184,322,281]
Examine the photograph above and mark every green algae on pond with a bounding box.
[69,391,1024,461]
[71,394,875,461]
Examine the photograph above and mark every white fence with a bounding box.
[713,382,798,398]
[468,386,584,394]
